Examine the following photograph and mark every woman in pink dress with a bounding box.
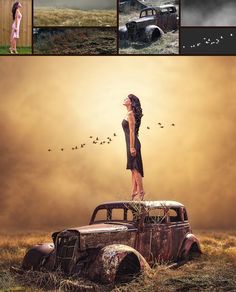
[10,2,22,54]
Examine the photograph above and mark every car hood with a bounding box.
[67,223,136,234]
[128,16,155,24]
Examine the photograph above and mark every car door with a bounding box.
[167,207,186,261]
[141,208,172,264]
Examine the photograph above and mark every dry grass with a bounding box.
[34,8,117,27]
[0,233,51,270]
[0,231,235,291]
[119,31,179,55]
[33,28,117,55]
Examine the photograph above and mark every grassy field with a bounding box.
[0,47,32,55]
[33,28,117,55]
[0,230,235,291]
[34,8,117,26]
[119,32,179,55]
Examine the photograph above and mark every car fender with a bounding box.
[178,233,202,260]
[145,25,164,42]
[87,244,150,284]
[22,243,55,271]
[119,25,128,40]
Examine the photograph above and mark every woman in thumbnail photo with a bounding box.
[122,94,145,200]
[10,2,23,54]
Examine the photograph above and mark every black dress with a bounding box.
[122,119,144,177]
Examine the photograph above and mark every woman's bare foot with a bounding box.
[140,191,145,201]
[131,192,138,200]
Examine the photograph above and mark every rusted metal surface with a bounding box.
[21,200,201,284]
[22,243,54,270]
[119,5,178,42]
[87,244,150,283]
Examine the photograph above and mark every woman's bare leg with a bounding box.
[131,170,138,200]
[133,169,145,200]
[13,39,17,51]
[10,35,14,52]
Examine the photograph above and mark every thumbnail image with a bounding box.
[181,0,236,26]
[181,27,236,55]
[34,0,117,27]
[0,0,32,55]
[33,28,117,55]
[119,0,179,55]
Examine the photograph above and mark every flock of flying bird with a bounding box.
[182,32,234,50]
[47,122,175,152]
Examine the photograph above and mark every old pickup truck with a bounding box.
[119,4,179,42]
[20,201,201,284]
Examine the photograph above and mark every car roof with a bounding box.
[160,4,175,9]
[96,200,184,209]
[142,4,175,10]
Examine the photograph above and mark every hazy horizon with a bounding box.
[34,0,116,10]
[182,0,236,26]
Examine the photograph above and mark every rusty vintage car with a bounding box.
[19,201,201,284]
[119,5,179,42]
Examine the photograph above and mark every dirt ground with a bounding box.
[0,230,235,291]
[33,28,117,55]
[34,8,117,27]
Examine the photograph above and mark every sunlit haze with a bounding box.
[0,56,235,231]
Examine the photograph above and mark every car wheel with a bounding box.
[115,253,141,283]
[181,243,201,262]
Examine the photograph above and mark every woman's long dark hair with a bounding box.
[12,2,20,21]
[128,94,143,136]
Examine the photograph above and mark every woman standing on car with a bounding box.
[122,94,145,200]
[10,2,23,54]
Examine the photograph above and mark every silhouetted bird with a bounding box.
[171,123,175,126]
[147,126,150,129]
[75,146,78,149]
[107,142,110,144]
[72,147,74,150]
[48,149,52,152]
[89,136,93,139]
[81,144,84,148]
[161,126,164,128]
[103,141,106,144]
[100,142,103,145]
[158,123,162,125]
[83,143,86,146]
[61,148,64,151]
[113,133,117,136]
[107,137,110,139]
[96,137,99,141]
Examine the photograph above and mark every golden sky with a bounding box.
[0,56,235,231]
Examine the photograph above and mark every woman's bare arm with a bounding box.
[15,9,19,29]
[128,113,136,157]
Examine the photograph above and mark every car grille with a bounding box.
[126,22,137,35]
[56,233,78,274]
